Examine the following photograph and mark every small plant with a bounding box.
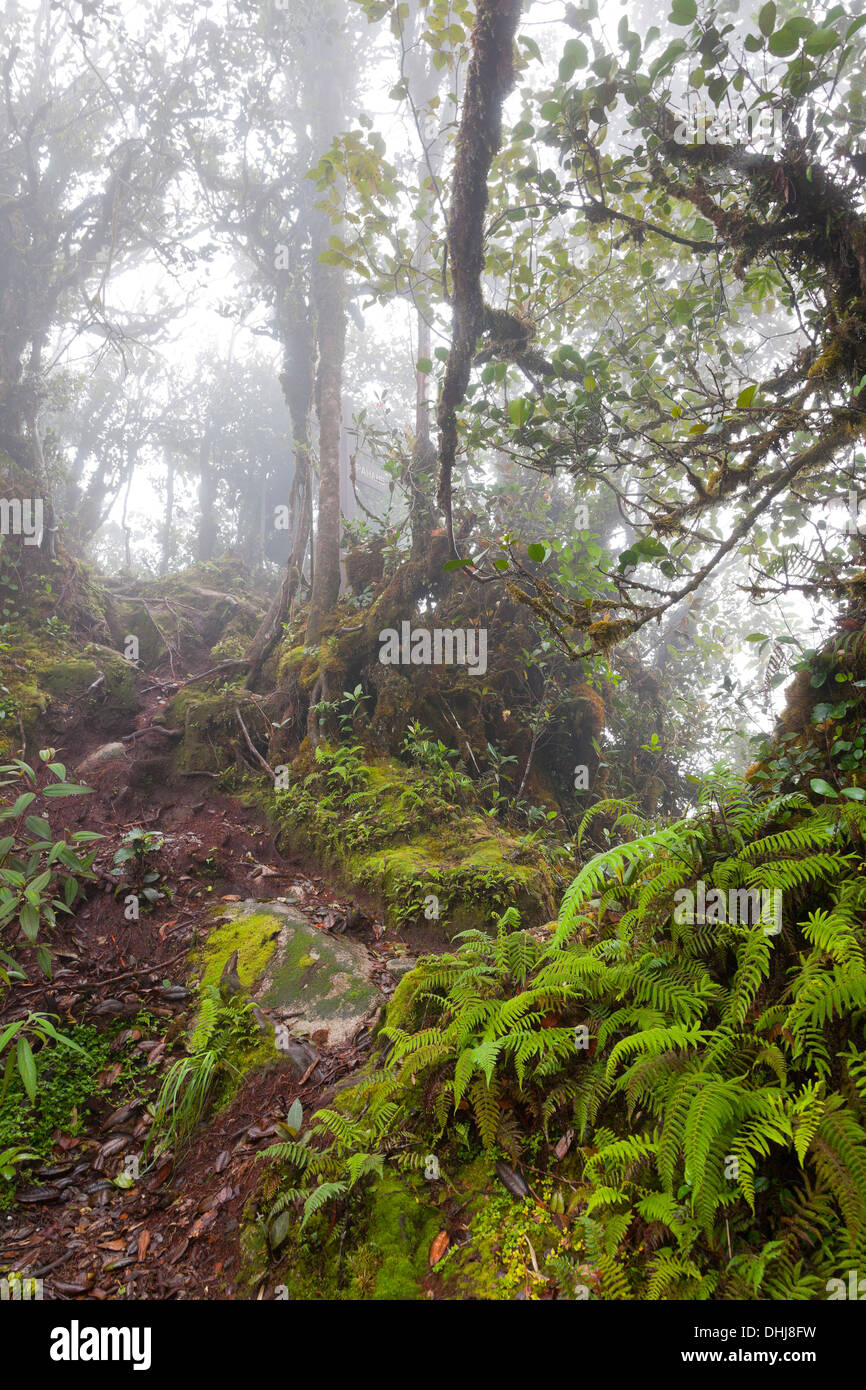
[0,751,101,980]
[143,990,258,1164]
[113,828,166,906]
[313,684,368,738]
[0,1011,88,1104]
[400,722,472,801]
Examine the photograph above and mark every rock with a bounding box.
[76,742,127,775]
[385,955,417,980]
[215,898,383,1048]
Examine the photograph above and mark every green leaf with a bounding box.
[23,816,50,838]
[0,1019,24,1054]
[840,786,866,801]
[559,38,588,81]
[768,23,801,56]
[416,357,433,374]
[19,903,40,941]
[810,778,837,798]
[16,1036,36,1103]
[527,543,547,562]
[758,2,776,35]
[42,783,93,797]
[736,384,758,408]
[804,27,840,56]
[669,0,697,25]
[508,397,531,428]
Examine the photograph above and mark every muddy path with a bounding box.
[0,644,411,1300]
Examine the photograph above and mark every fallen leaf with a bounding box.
[495,1161,529,1199]
[429,1231,450,1266]
[554,1129,574,1161]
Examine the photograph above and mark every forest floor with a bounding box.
[0,634,422,1300]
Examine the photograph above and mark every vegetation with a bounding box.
[1,0,866,1324]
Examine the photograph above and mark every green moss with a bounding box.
[185,911,285,1100]
[433,1161,577,1301]
[193,908,283,994]
[272,753,555,936]
[366,1175,440,1300]
[0,1023,150,1205]
[38,658,100,699]
[253,1172,439,1301]
[168,687,245,773]
[277,644,309,685]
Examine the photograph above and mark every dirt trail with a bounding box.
[0,645,408,1299]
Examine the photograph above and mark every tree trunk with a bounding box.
[245,313,316,684]
[306,254,346,644]
[160,456,175,576]
[197,433,217,562]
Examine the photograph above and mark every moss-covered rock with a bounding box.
[167,686,246,774]
[107,559,266,672]
[272,753,557,937]
[193,898,382,1049]
[0,623,140,758]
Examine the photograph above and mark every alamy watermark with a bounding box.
[674,881,782,936]
[0,497,43,546]
[378,622,487,676]
[826,1269,865,1299]
[1,1271,43,1300]
[673,105,784,149]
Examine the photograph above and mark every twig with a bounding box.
[235,708,274,777]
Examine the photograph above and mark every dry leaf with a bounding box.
[429,1231,449,1266]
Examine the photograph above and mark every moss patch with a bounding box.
[273,753,556,937]
[249,1172,439,1301]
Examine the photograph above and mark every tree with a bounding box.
[0,0,181,559]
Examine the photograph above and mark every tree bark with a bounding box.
[197,433,217,562]
[436,0,522,553]
[306,254,347,644]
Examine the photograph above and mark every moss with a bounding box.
[277,644,310,686]
[0,621,139,757]
[259,911,380,1037]
[34,646,137,712]
[192,908,284,994]
[168,687,245,773]
[186,910,285,1098]
[253,1172,439,1301]
[210,634,248,663]
[38,658,100,699]
[272,753,556,936]
[434,1159,578,1301]
[366,1175,440,1300]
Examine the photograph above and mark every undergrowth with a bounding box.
[261,772,866,1299]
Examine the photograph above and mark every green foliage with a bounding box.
[0,750,101,984]
[112,828,166,906]
[143,992,259,1165]
[263,778,866,1297]
[0,1021,146,1201]
[0,1012,87,1105]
